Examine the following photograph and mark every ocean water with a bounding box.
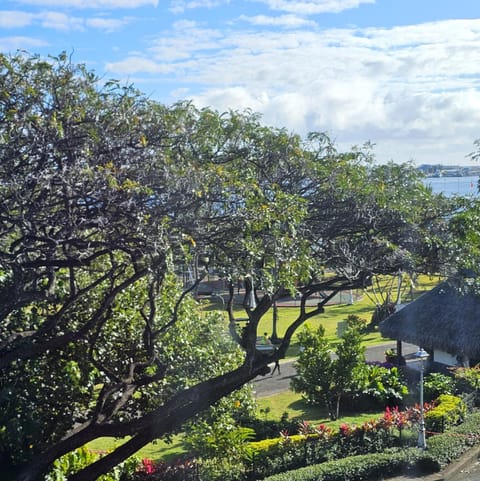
[424,175,479,196]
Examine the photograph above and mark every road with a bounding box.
[251,341,418,398]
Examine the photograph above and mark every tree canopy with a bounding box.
[0,52,459,480]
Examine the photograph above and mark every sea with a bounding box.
[424,175,479,197]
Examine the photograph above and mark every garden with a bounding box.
[119,366,480,481]
[47,294,480,481]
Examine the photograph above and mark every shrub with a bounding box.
[361,364,408,407]
[423,372,455,402]
[425,394,466,434]
[425,411,480,467]
[262,448,427,481]
[44,447,138,481]
[242,414,299,441]
[248,416,401,478]
[132,458,199,481]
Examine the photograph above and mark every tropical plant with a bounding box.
[291,324,366,419]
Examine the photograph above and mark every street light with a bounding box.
[415,347,430,450]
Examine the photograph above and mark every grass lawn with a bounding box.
[256,390,384,429]
[87,434,186,463]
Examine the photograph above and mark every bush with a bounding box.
[44,447,139,481]
[360,364,409,408]
[425,394,466,434]
[248,417,400,479]
[262,448,426,481]
[242,414,300,441]
[423,372,455,402]
[425,411,480,467]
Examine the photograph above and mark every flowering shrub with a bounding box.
[132,458,198,481]
[140,458,155,474]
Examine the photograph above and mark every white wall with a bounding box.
[434,349,463,366]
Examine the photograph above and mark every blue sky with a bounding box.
[2,0,480,165]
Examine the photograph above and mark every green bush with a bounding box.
[262,448,426,481]
[44,447,139,481]
[425,411,480,466]
[423,372,455,402]
[425,394,466,434]
[361,364,409,407]
[260,412,480,481]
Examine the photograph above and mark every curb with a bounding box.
[384,445,480,481]
[439,444,480,480]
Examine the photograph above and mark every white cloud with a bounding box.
[115,17,479,163]
[0,11,35,28]
[86,16,130,32]
[0,9,130,32]
[169,0,230,15]
[12,0,158,8]
[106,56,175,74]
[38,11,84,30]
[147,20,223,61]
[238,14,316,28]
[255,0,375,15]
[0,36,49,51]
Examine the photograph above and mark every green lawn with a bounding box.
[256,390,384,429]
[87,434,186,463]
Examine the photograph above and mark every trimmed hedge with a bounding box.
[426,411,480,466]
[262,448,426,481]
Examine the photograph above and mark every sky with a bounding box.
[2,0,480,166]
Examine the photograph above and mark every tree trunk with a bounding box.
[14,362,268,481]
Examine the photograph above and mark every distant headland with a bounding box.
[417,164,480,177]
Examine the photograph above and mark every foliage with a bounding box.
[0,52,458,480]
[360,363,409,407]
[423,372,456,402]
[246,407,420,479]
[453,364,480,394]
[261,448,426,481]
[291,323,367,419]
[257,411,480,481]
[425,411,480,466]
[44,447,138,481]
[129,458,198,481]
[425,394,466,434]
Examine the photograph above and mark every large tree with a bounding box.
[0,52,457,480]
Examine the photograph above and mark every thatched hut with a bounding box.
[379,280,480,367]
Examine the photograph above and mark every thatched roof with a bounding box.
[379,280,480,359]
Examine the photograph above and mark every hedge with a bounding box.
[425,411,480,466]
[262,448,426,481]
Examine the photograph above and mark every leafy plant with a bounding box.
[291,323,366,420]
[423,372,455,402]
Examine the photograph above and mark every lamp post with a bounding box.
[415,347,430,450]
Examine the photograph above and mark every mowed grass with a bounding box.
[256,390,384,429]
[87,275,443,461]
[252,273,441,357]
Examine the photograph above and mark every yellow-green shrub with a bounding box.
[425,394,466,434]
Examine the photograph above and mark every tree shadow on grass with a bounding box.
[287,399,330,423]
